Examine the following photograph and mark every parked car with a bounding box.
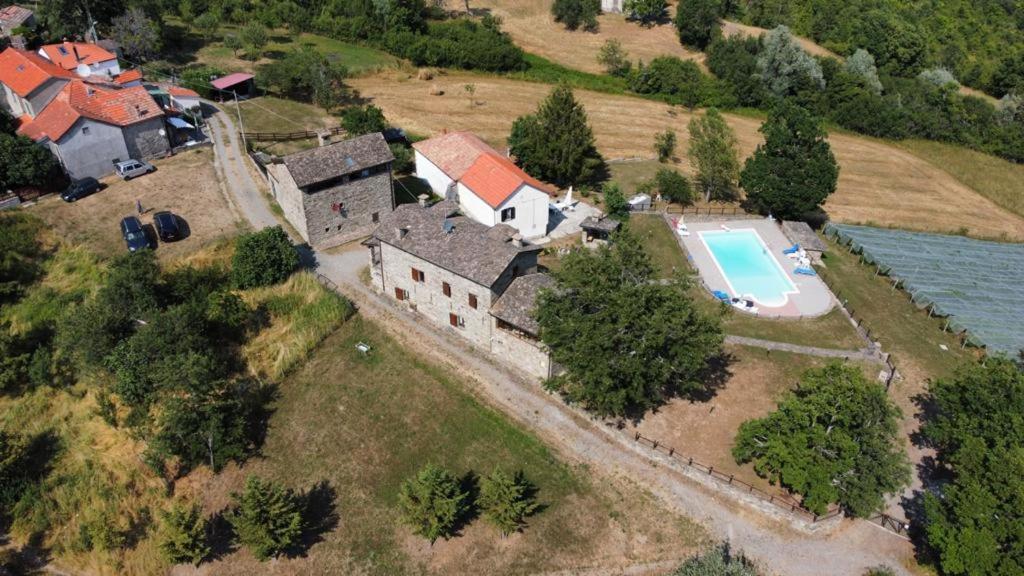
[60,177,102,202]
[114,159,155,180]
[120,216,153,252]
[153,211,181,242]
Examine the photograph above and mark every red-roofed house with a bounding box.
[413,131,556,239]
[38,41,121,79]
[0,47,75,117]
[112,69,143,87]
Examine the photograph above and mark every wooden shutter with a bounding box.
[449,313,459,327]
[468,293,477,309]
[442,282,451,297]
[395,287,405,301]
[410,267,418,281]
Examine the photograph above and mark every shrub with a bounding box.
[227,476,305,560]
[389,143,414,174]
[597,39,632,77]
[630,56,706,108]
[341,105,388,136]
[671,543,760,575]
[552,0,600,31]
[650,168,693,205]
[674,0,722,49]
[654,129,677,162]
[231,227,299,289]
[602,182,630,220]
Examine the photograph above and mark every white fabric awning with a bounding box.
[168,117,195,130]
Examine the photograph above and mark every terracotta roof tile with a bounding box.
[167,85,198,97]
[113,69,142,84]
[39,42,116,70]
[460,152,555,209]
[0,47,75,97]
[18,80,163,141]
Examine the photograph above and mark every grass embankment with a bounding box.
[0,239,350,575]
[202,316,706,575]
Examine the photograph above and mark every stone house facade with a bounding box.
[365,201,555,380]
[267,132,395,249]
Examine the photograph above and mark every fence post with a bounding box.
[708,466,713,475]
[728,474,734,484]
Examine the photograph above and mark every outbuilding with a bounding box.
[210,72,255,100]
[781,220,827,264]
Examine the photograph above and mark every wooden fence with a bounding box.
[632,432,843,525]
[241,125,347,143]
[665,205,744,216]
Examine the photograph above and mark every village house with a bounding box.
[0,48,171,180]
[0,5,33,40]
[364,200,555,380]
[413,131,556,239]
[265,132,396,249]
[38,41,121,79]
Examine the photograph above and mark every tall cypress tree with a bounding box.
[739,101,838,220]
[508,85,604,187]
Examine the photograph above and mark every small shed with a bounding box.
[210,72,255,100]
[601,0,624,13]
[781,220,827,264]
[580,215,621,244]
[627,194,651,212]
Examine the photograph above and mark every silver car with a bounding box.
[114,159,155,180]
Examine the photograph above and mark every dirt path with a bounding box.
[207,106,919,575]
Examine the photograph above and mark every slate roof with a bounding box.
[0,5,32,27]
[283,132,394,189]
[0,47,75,97]
[371,201,541,288]
[580,215,621,233]
[39,42,117,70]
[490,273,554,335]
[781,221,827,252]
[18,81,164,141]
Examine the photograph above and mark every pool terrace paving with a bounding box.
[677,218,835,318]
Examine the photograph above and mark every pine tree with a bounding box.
[158,501,211,566]
[508,85,604,187]
[687,108,740,202]
[674,0,722,49]
[227,476,305,561]
[739,101,838,220]
[478,468,540,536]
[398,464,469,544]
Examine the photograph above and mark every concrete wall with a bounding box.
[302,168,394,249]
[267,162,310,243]
[53,117,130,179]
[414,151,454,198]
[602,0,623,12]
[123,117,170,160]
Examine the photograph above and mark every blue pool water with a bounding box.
[700,229,797,307]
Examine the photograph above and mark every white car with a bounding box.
[114,159,155,181]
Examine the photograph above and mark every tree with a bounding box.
[918,67,959,88]
[36,0,127,39]
[240,21,270,61]
[739,101,838,220]
[706,35,766,108]
[478,468,539,536]
[389,143,414,174]
[0,133,62,192]
[537,229,723,417]
[231,227,298,289]
[398,463,469,543]
[111,8,161,61]
[597,39,631,77]
[674,0,722,49]
[341,105,388,136]
[602,182,629,220]
[552,0,600,32]
[687,108,739,202]
[654,129,676,162]
[623,0,667,26]
[630,56,705,108]
[732,362,910,516]
[178,0,195,30]
[0,213,42,305]
[649,168,693,205]
[845,49,883,95]
[508,85,604,187]
[463,83,476,107]
[755,26,824,98]
[227,476,305,561]
[195,12,221,42]
[671,543,760,575]
[158,501,210,565]
[259,47,349,111]
[223,33,242,56]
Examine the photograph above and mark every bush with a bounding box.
[341,105,388,136]
[654,129,677,162]
[389,143,414,174]
[227,476,305,561]
[650,168,693,205]
[671,543,760,575]
[179,65,225,99]
[231,227,299,289]
[674,0,722,49]
[597,39,632,77]
[630,56,707,108]
[552,0,600,31]
[602,182,630,220]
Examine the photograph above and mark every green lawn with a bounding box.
[628,213,690,279]
[234,96,337,134]
[210,316,705,575]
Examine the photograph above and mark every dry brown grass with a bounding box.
[351,71,1024,239]
[26,148,245,260]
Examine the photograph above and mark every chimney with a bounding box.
[417,194,428,207]
[511,234,523,248]
[316,130,331,147]
[396,227,408,240]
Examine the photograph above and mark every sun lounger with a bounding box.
[782,244,800,254]
[794,267,816,276]
[730,298,759,314]
[713,290,730,301]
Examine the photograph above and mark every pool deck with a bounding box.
[675,217,835,318]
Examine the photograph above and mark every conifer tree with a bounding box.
[227,476,305,561]
[158,501,211,565]
[398,464,469,544]
[479,468,540,536]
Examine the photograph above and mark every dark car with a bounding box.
[153,211,181,242]
[60,177,101,202]
[120,216,152,252]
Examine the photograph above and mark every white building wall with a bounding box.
[456,181,497,227]
[89,59,121,79]
[413,151,454,198]
[494,184,550,239]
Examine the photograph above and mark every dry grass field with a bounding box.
[351,71,1024,239]
[26,148,244,259]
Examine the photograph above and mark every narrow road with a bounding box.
[207,107,917,576]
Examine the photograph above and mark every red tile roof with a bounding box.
[461,152,555,208]
[412,131,496,180]
[210,72,253,90]
[112,69,142,85]
[167,85,199,98]
[0,47,75,97]
[18,80,164,142]
[39,42,117,70]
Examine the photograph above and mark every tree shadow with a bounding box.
[685,350,735,403]
[289,480,340,557]
[455,470,481,534]
[908,390,937,449]
[205,509,238,562]
[122,507,154,550]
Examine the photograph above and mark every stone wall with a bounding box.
[490,326,551,381]
[304,169,394,249]
[267,162,309,242]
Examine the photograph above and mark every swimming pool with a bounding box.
[699,229,798,307]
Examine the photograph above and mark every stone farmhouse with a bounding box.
[0,48,171,180]
[266,132,396,249]
[364,200,555,380]
[413,131,556,240]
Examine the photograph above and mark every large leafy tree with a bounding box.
[920,358,1024,576]
[537,229,723,418]
[552,0,600,31]
[231,226,299,289]
[111,8,161,61]
[227,476,305,561]
[755,25,825,98]
[259,47,349,111]
[398,463,469,543]
[508,85,604,187]
[732,362,910,516]
[37,0,127,39]
[158,501,210,566]
[478,468,539,536]
[341,105,388,136]
[739,101,838,220]
[629,56,705,108]
[688,108,740,202]
[0,134,62,192]
[674,0,722,49]
[624,0,667,26]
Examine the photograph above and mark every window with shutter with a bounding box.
[395,287,406,301]
[449,313,459,327]
[468,293,478,309]
[442,282,451,297]
[410,268,424,282]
